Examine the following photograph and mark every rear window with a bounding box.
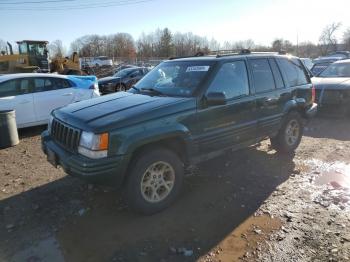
[277,58,309,87]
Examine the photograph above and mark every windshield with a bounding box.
[28,43,46,56]
[134,61,213,97]
[319,63,350,77]
[328,53,347,59]
[114,68,135,78]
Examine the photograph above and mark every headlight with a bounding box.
[78,131,109,159]
[48,114,54,134]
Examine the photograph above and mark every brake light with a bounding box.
[311,85,316,103]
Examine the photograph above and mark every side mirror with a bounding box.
[206,92,226,106]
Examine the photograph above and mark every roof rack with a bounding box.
[168,49,287,60]
[169,52,205,60]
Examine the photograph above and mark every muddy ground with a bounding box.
[0,117,350,262]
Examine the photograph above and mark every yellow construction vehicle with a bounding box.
[0,40,86,75]
[0,40,50,74]
[50,52,85,75]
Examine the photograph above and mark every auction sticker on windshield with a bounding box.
[186,66,210,72]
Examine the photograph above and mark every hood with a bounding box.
[98,76,121,83]
[53,92,196,133]
[312,77,350,90]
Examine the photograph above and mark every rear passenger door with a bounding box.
[0,79,36,128]
[33,77,75,122]
[197,60,257,154]
[248,58,289,138]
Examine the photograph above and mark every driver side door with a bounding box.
[195,60,257,154]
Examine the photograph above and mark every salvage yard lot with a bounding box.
[1,117,350,262]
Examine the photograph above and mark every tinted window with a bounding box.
[0,79,31,98]
[269,58,284,88]
[207,61,249,99]
[53,78,71,89]
[34,78,54,92]
[277,58,309,87]
[250,59,275,92]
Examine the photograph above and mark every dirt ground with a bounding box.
[1,117,350,262]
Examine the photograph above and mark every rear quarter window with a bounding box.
[277,58,310,87]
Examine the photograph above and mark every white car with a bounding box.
[0,73,100,128]
[81,56,113,68]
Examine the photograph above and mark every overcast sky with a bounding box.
[1,0,350,49]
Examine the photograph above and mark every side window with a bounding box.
[277,58,310,87]
[52,78,71,89]
[34,78,54,92]
[19,79,31,94]
[0,80,19,98]
[250,59,276,93]
[268,58,284,89]
[207,61,249,100]
[34,78,45,92]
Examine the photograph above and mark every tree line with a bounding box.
[2,22,350,61]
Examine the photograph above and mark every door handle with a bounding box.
[62,93,73,96]
[19,100,30,104]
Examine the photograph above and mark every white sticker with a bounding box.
[186,66,210,72]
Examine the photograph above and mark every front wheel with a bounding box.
[125,148,184,215]
[270,111,303,153]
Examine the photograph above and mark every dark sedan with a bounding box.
[312,59,350,115]
[98,67,149,95]
[311,51,350,76]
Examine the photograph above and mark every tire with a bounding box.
[270,111,303,153]
[115,84,126,92]
[125,148,184,215]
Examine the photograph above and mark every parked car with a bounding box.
[0,73,100,128]
[98,67,149,94]
[311,51,350,76]
[42,51,317,214]
[81,56,113,68]
[312,59,350,115]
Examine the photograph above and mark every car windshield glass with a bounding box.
[328,53,347,58]
[319,63,350,77]
[114,68,135,77]
[134,61,213,97]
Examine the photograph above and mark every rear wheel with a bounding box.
[125,148,184,215]
[270,111,303,153]
[115,84,126,92]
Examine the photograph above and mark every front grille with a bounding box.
[51,119,81,152]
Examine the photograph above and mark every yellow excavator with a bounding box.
[0,40,84,75]
[50,52,85,75]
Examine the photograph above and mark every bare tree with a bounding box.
[318,22,342,55]
[48,39,65,58]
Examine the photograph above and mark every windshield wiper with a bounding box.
[140,87,165,96]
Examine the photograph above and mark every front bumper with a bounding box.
[305,103,318,118]
[41,130,130,186]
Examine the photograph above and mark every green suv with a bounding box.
[42,51,317,214]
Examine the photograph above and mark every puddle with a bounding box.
[199,215,282,261]
[303,159,350,189]
[301,159,350,209]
